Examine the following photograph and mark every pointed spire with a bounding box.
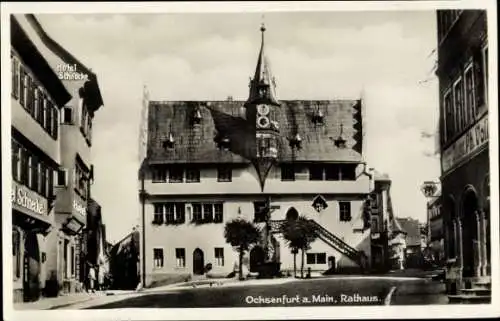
[245,22,280,107]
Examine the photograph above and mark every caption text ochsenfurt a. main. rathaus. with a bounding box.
[244,293,381,305]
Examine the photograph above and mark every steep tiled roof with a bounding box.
[396,218,421,247]
[146,99,363,164]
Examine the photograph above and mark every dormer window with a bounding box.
[289,133,302,150]
[332,124,347,149]
[215,133,230,151]
[312,195,328,213]
[163,132,175,149]
[192,108,202,125]
[312,106,324,125]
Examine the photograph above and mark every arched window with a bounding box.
[286,207,299,221]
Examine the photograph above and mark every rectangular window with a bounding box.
[217,167,232,182]
[215,247,224,266]
[52,107,59,139]
[20,148,29,186]
[45,100,53,135]
[12,57,19,98]
[165,203,175,224]
[214,203,223,223]
[26,76,34,115]
[192,203,202,222]
[153,248,164,268]
[63,239,69,278]
[453,78,464,133]
[62,107,73,124]
[175,248,186,268]
[464,63,476,127]
[47,166,54,199]
[203,204,214,222]
[40,163,47,196]
[153,203,164,224]
[19,67,26,107]
[152,166,167,183]
[372,217,379,232]
[56,168,68,187]
[482,45,488,106]
[280,164,295,181]
[168,167,183,183]
[75,160,89,199]
[309,165,323,181]
[38,92,45,125]
[341,164,357,181]
[325,164,340,181]
[254,201,267,223]
[339,201,352,222]
[12,140,20,182]
[307,253,327,264]
[30,155,38,192]
[185,167,200,183]
[444,90,453,141]
[175,203,186,223]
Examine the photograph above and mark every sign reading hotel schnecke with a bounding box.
[11,181,48,216]
[442,114,489,174]
[73,199,86,218]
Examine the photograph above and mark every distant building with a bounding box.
[388,218,406,270]
[396,217,423,268]
[109,229,140,290]
[138,24,373,287]
[436,10,490,294]
[369,171,393,273]
[427,193,445,264]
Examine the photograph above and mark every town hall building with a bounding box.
[138,24,373,287]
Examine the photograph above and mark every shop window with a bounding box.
[306,253,326,264]
[339,201,352,222]
[215,247,224,266]
[217,167,232,182]
[175,248,186,268]
[153,248,164,268]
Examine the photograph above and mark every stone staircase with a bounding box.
[448,278,491,304]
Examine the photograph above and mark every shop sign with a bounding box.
[11,181,47,216]
[442,115,489,174]
[73,199,87,217]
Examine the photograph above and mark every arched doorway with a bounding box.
[193,248,204,275]
[23,232,41,302]
[286,207,299,221]
[461,188,479,277]
[249,246,266,272]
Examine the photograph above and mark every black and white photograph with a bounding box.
[1,1,498,320]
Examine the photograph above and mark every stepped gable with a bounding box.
[146,99,363,164]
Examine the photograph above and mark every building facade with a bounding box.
[427,193,445,264]
[139,25,373,287]
[11,15,72,303]
[11,14,104,300]
[436,10,490,294]
[369,172,393,273]
[109,229,140,290]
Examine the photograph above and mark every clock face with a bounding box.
[257,104,270,116]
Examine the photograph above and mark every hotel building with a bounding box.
[11,14,104,300]
[138,25,373,287]
[436,10,490,299]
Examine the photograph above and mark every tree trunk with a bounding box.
[239,247,244,281]
[301,248,305,278]
[293,252,297,278]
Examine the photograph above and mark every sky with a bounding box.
[37,11,441,243]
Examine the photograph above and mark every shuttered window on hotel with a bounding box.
[12,57,19,98]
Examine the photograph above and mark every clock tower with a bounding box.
[245,23,281,190]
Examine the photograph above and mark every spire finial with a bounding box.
[260,14,266,32]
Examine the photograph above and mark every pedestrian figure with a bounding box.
[88,265,96,293]
[98,266,105,291]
